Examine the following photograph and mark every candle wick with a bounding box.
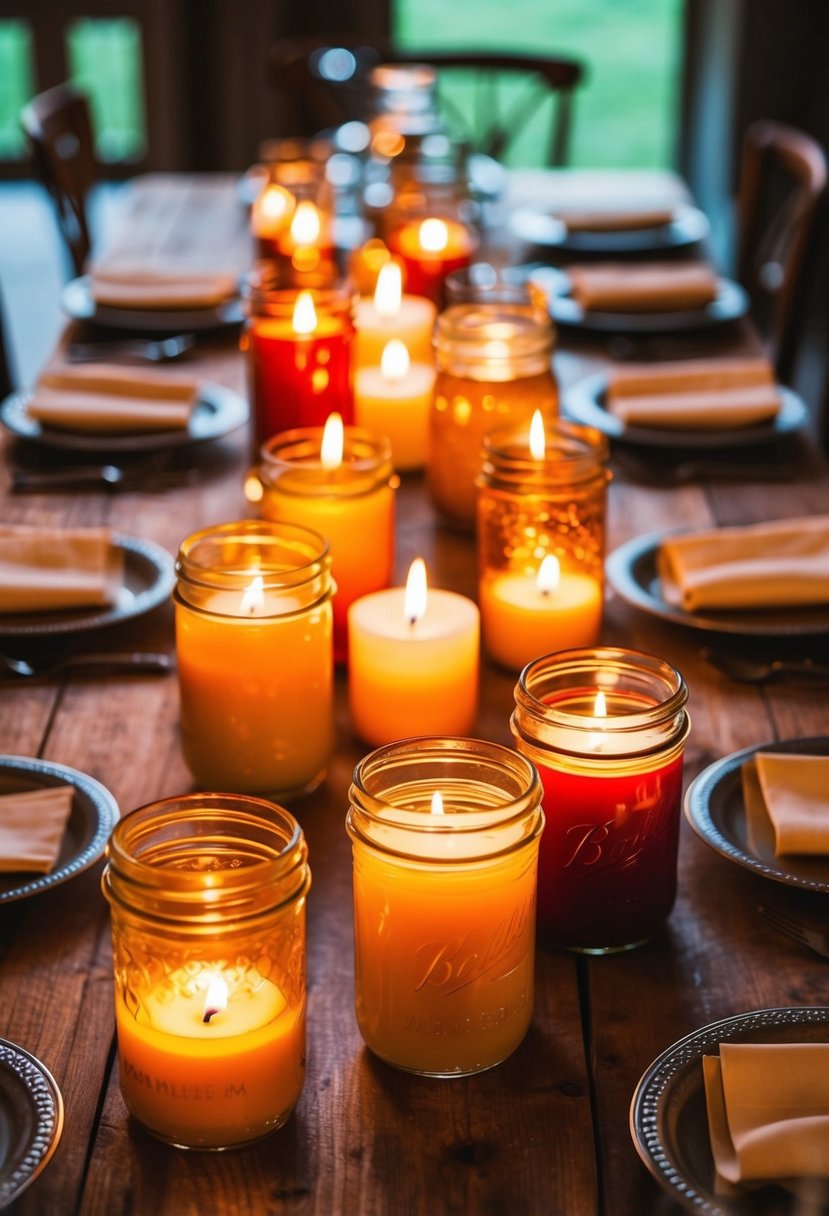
[203,1006,220,1024]
[408,615,418,628]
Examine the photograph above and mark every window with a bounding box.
[0,21,33,159]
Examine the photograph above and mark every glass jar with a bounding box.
[102,793,311,1150]
[244,266,356,449]
[428,302,558,529]
[477,417,610,671]
[446,263,550,311]
[511,647,690,954]
[174,520,334,797]
[244,427,397,663]
[346,737,544,1077]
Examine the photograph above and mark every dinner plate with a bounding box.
[0,754,120,904]
[563,371,809,449]
[606,531,829,637]
[0,382,248,454]
[684,736,829,893]
[0,1038,64,1207]
[0,534,174,640]
[61,275,245,332]
[509,202,710,253]
[528,265,749,333]
[630,1005,829,1216]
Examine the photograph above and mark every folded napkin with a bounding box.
[554,207,675,233]
[0,524,123,614]
[89,267,238,310]
[28,364,198,433]
[0,786,74,873]
[567,262,719,313]
[703,1042,829,1184]
[744,752,829,856]
[658,516,829,612]
[606,356,781,430]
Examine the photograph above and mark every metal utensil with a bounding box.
[66,333,196,363]
[760,905,829,959]
[702,647,829,684]
[10,451,181,493]
[0,651,174,680]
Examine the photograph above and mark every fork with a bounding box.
[10,452,188,493]
[759,905,829,959]
[0,651,174,680]
[66,333,196,363]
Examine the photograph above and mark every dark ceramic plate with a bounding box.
[61,274,244,332]
[509,202,710,253]
[0,1038,64,1208]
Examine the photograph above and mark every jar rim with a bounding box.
[253,427,396,498]
[176,518,331,599]
[481,416,609,488]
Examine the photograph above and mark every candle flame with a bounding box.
[594,689,607,717]
[258,183,290,223]
[419,218,449,253]
[320,412,344,470]
[202,973,228,1024]
[431,791,444,816]
[536,554,560,595]
[290,199,321,245]
[404,557,428,626]
[374,260,402,317]
[380,338,410,381]
[529,410,546,461]
[241,574,265,616]
[292,290,317,335]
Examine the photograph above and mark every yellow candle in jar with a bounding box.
[354,339,436,470]
[115,968,305,1148]
[480,554,603,671]
[354,261,436,367]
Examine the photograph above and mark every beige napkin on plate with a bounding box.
[703,1042,829,1183]
[0,786,75,873]
[748,752,829,856]
[89,267,238,310]
[658,515,829,611]
[606,356,781,429]
[555,207,675,233]
[567,261,719,313]
[0,524,123,613]
[27,364,198,433]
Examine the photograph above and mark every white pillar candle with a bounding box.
[354,261,436,368]
[354,339,436,470]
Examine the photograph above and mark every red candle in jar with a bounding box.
[388,217,477,308]
[247,289,354,445]
[275,200,337,285]
[251,182,295,262]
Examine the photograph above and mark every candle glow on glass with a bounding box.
[529,410,546,461]
[375,261,403,318]
[290,200,321,246]
[240,574,266,617]
[420,218,449,253]
[430,790,445,816]
[320,412,344,470]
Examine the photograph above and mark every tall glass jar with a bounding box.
[511,647,690,954]
[428,302,558,528]
[477,417,610,671]
[102,793,311,1150]
[347,737,544,1077]
[174,520,334,798]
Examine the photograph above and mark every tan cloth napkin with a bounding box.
[28,365,198,433]
[555,207,674,232]
[606,357,781,430]
[748,753,829,856]
[703,1043,829,1183]
[0,786,75,873]
[567,262,719,313]
[0,524,123,614]
[89,268,238,310]
[658,516,829,612]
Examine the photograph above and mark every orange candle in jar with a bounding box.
[354,339,436,470]
[388,217,477,307]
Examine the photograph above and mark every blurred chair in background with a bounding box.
[0,279,15,398]
[21,83,97,279]
[736,119,827,384]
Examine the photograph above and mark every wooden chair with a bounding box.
[21,82,97,278]
[0,279,14,398]
[736,119,827,383]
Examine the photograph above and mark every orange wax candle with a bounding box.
[388,217,477,307]
[354,339,436,470]
[354,261,436,368]
[347,739,544,1076]
[348,558,479,744]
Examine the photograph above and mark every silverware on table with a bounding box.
[760,905,829,959]
[10,453,188,493]
[702,647,829,684]
[0,651,174,680]
[66,333,196,363]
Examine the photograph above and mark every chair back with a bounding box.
[21,83,97,278]
[736,119,827,383]
[0,279,13,399]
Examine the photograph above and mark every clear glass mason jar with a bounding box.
[477,417,610,671]
[511,647,690,954]
[346,737,544,1077]
[102,793,311,1150]
[427,302,558,529]
[445,263,550,311]
[174,520,334,798]
[244,427,397,664]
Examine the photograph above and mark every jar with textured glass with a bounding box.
[477,416,610,672]
[428,302,558,529]
[102,793,311,1150]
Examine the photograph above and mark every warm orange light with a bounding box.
[419,218,449,254]
[594,689,607,717]
[201,973,229,1024]
[258,183,291,224]
[529,410,546,461]
[320,412,344,470]
[374,261,403,318]
[292,291,317,335]
[240,575,265,616]
[430,791,445,816]
[404,557,428,625]
[537,554,560,595]
[290,200,321,246]
[380,338,410,382]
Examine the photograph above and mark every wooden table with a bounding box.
[2,173,829,1216]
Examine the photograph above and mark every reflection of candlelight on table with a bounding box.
[355,338,436,470]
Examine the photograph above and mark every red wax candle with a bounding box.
[388,217,477,308]
[274,200,337,285]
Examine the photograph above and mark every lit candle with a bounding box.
[251,181,295,259]
[245,416,397,663]
[174,520,334,796]
[246,285,354,445]
[354,261,436,368]
[354,339,436,470]
[346,737,544,1075]
[347,557,479,745]
[388,216,478,307]
[348,237,395,297]
[276,199,336,278]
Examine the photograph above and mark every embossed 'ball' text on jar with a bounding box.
[346,737,544,1077]
[511,647,690,954]
[427,302,558,529]
[102,793,311,1150]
